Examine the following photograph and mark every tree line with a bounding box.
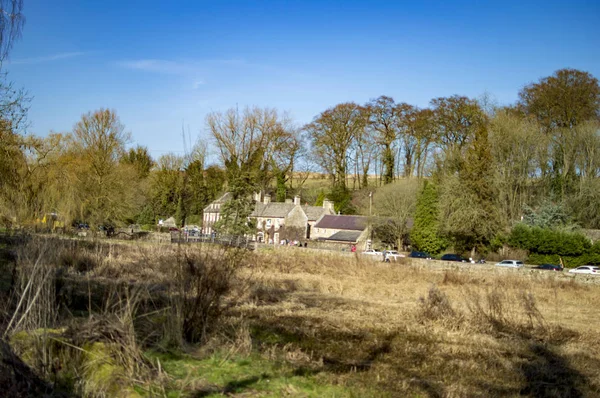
[1,68,599,249]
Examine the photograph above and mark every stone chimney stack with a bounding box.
[294,195,301,205]
[263,194,271,204]
[323,199,334,213]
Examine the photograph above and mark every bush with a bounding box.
[525,253,589,268]
[509,224,591,257]
[175,247,248,344]
[418,285,455,322]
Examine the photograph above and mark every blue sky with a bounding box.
[6,0,600,163]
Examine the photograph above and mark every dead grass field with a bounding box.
[2,236,600,397]
[238,248,600,397]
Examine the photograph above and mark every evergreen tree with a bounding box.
[410,181,446,254]
[439,124,502,253]
[121,145,154,178]
[214,147,262,236]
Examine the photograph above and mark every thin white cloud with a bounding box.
[11,51,88,65]
[115,57,312,87]
[116,58,246,75]
[116,59,198,75]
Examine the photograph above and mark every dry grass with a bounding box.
[1,236,255,396]
[3,236,600,397]
[236,247,600,397]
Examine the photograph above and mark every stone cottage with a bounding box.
[251,194,335,243]
[201,192,232,235]
[311,214,370,248]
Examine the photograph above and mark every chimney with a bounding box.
[263,194,271,204]
[323,199,334,213]
[294,195,301,205]
[253,192,261,202]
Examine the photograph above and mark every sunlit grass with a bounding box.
[145,350,371,397]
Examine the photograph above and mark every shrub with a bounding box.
[175,246,248,344]
[508,223,535,251]
[526,253,590,268]
[6,238,58,335]
[418,285,455,322]
[509,223,591,258]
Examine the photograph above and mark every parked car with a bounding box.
[495,260,524,268]
[362,249,382,256]
[409,251,432,259]
[441,253,469,262]
[568,265,600,275]
[384,250,405,262]
[533,263,563,271]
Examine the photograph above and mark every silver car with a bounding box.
[568,266,600,275]
[384,250,406,262]
[362,249,382,256]
[495,260,524,268]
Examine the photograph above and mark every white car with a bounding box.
[495,260,524,268]
[384,250,405,262]
[568,266,600,275]
[362,249,382,256]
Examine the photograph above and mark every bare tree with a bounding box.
[305,102,366,191]
[371,179,419,249]
[518,68,600,199]
[0,74,30,206]
[70,109,138,226]
[430,95,487,173]
[0,0,25,62]
[367,96,400,184]
[352,106,376,188]
[412,108,437,179]
[0,0,27,222]
[489,111,543,222]
[206,106,297,196]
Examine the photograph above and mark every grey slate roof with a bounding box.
[203,192,232,212]
[303,205,329,221]
[251,202,295,218]
[318,230,362,242]
[250,202,330,221]
[314,214,368,231]
[214,192,232,203]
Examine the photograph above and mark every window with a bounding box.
[266,219,272,229]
